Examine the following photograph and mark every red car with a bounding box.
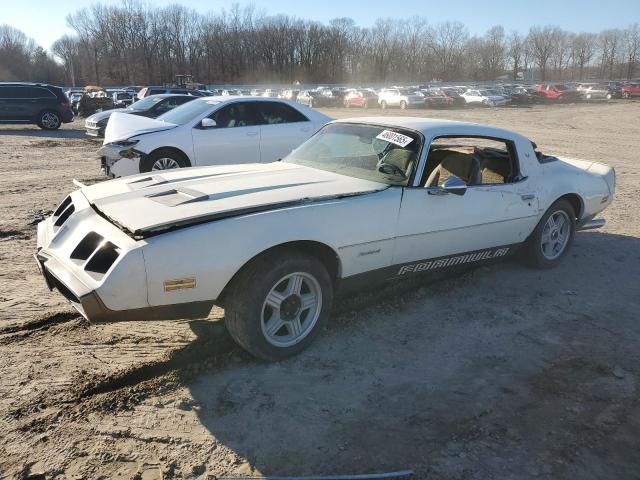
[421,89,454,108]
[534,83,581,102]
[622,83,640,98]
[344,90,379,108]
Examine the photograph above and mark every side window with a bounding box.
[256,102,308,125]
[0,86,28,98]
[149,89,165,95]
[28,87,56,99]
[154,99,177,114]
[175,97,193,106]
[210,102,258,128]
[423,137,518,187]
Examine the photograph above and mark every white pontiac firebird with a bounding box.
[36,117,615,360]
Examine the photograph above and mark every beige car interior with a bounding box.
[424,143,513,188]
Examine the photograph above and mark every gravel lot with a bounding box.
[1,102,639,479]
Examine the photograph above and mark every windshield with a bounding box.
[156,99,218,125]
[129,96,163,111]
[284,123,422,186]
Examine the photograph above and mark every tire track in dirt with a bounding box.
[0,311,82,343]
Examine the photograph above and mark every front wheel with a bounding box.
[140,149,190,172]
[37,110,61,130]
[522,199,576,269]
[225,250,334,361]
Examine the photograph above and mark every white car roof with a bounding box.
[193,95,332,122]
[331,116,527,142]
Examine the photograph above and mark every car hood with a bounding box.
[81,162,388,236]
[103,112,177,144]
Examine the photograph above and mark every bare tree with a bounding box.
[622,23,640,79]
[528,25,561,81]
[52,35,80,85]
[507,31,524,80]
[571,33,597,80]
[427,21,469,81]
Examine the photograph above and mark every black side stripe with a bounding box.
[339,244,519,292]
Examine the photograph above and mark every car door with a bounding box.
[392,135,539,269]
[255,101,313,162]
[191,101,261,166]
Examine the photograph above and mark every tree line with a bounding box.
[1,2,639,87]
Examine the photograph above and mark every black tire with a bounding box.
[224,249,334,361]
[522,199,576,269]
[37,110,62,130]
[140,148,190,173]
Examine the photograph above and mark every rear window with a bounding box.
[28,87,56,99]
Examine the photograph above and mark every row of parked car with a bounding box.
[291,81,640,109]
[2,79,639,131]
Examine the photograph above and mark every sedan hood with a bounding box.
[103,112,177,144]
[87,107,138,123]
[81,162,388,236]
[87,109,118,123]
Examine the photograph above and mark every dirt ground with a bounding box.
[0,102,639,479]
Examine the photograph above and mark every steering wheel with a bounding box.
[378,162,406,179]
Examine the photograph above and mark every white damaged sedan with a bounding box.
[36,118,615,360]
[99,96,331,177]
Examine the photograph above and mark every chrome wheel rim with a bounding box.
[42,113,59,129]
[261,272,322,348]
[151,157,180,170]
[541,210,571,260]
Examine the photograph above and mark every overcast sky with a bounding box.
[5,0,639,50]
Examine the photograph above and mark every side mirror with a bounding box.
[200,118,217,129]
[442,175,467,196]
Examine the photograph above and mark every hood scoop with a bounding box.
[146,182,321,207]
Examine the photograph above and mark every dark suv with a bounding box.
[0,83,74,130]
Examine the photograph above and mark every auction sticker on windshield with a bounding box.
[376,130,414,147]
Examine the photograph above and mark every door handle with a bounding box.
[246,131,259,136]
[521,194,535,201]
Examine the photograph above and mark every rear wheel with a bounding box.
[140,149,190,173]
[37,110,61,130]
[522,199,576,269]
[225,250,333,361]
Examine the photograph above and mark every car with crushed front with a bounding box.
[36,117,615,361]
[98,96,331,177]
